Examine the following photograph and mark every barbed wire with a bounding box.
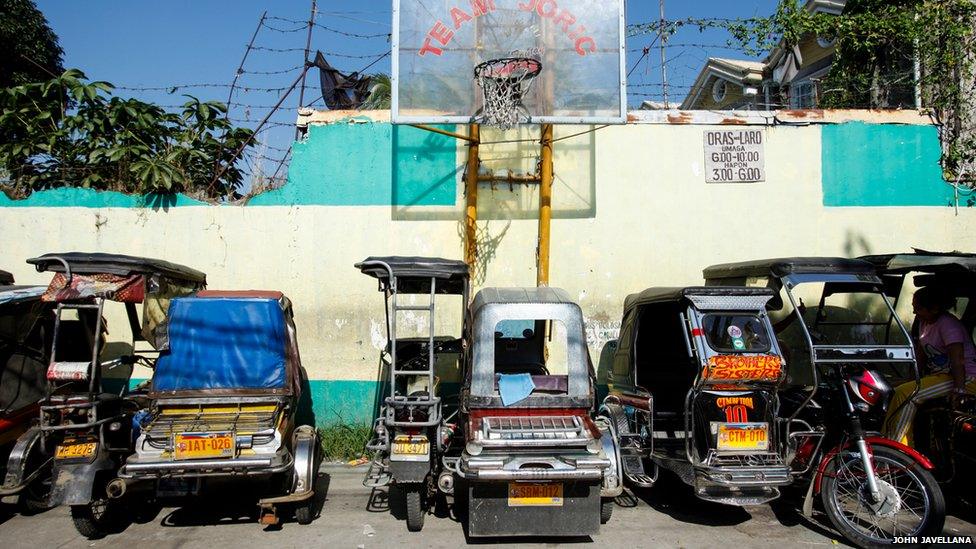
[265,15,390,39]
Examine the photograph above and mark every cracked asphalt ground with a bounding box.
[1,465,974,548]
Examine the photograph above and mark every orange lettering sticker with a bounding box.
[703,355,783,382]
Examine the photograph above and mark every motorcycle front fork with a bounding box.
[841,389,882,503]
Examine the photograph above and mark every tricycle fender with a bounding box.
[0,427,47,498]
[594,416,623,497]
[49,452,115,507]
[389,460,431,484]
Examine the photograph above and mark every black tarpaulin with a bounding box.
[314,51,372,110]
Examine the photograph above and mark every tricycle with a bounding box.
[456,287,622,537]
[117,290,319,526]
[356,256,469,532]
[25,252,206,538]
[704,257,946,548]
[0,272,57,512]
[860,250,976,513]
[602,286,792,506]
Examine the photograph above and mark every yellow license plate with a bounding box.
[55,442,97,460]
[717,423,769,452]
[392,436,429,456]
[174,432,235,460]
[508,482,564,507]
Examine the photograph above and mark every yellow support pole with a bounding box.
[464,124,481,278]
[537,123,554,287]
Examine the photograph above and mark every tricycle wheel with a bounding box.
[295,499,315,525]
[70,499,119,540]
[600,497,614,524]
[405,486,425,532]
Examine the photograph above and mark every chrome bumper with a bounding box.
[458,454,610,482]
[119,453,293,479]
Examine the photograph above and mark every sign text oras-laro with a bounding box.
[704,129,766,183]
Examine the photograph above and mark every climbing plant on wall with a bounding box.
[0,69,256,201]
[629,0,976,182]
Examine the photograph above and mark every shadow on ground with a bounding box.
[156,472,332,530]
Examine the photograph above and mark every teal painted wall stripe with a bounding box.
[0,188,205,208]
[0,123,458,208]
[248,123,458,207]
[821,122,952,207]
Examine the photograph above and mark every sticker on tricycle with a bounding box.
[392,435,429,456]
[508,482,564,507]
[716,422,769,452]
[703,355,782,382]
[55,441,97,460]
[173,432,235,460]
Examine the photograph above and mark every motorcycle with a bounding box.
[706,257,946,547]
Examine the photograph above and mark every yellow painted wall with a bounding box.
[2,120,973,389]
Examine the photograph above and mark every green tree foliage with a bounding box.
[361,73,391,110]
[629,0,976,180]
[0,69,256,200]
[0,0,64,87]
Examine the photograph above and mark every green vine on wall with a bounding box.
[630,0,976,182]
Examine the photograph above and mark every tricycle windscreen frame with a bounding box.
[781,273,915,361]
[471,302,590,399]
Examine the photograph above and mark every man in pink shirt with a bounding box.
[885,286,976,445]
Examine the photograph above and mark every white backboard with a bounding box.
[392,0,627,125]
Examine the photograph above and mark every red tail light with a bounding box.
[847,369,890,407]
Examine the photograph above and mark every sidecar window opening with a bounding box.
[788,280,909,346]
[492,318,569,394]
[701,314,771,353]
[633,302,695,413]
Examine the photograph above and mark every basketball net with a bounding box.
[473,58,542,130]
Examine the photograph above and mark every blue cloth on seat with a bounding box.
[498,373,535,406]
[153,297,287,392]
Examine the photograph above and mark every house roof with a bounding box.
[680,57,765,109]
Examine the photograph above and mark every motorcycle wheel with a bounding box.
[405,485,426,532]
[820,446,945,548]
[70,497,119,540]
[600,497,614,524]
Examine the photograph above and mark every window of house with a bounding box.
[789,81,817,108]
[712,79,728,103]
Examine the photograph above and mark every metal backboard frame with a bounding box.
[391,0,627,125]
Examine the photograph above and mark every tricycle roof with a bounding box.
[0,285,46,307]
[704,257,877,281]
[356,256,468,294]
[860,249,976,275]
[624,286,775,312]
[28,252,206,284]
[0,269,13,285]
[471,287,577,316]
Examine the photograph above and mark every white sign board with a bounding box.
[703,129,766,183]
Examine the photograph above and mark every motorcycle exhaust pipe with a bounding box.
[106,478,127,499]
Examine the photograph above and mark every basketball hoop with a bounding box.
[473,57,542,129]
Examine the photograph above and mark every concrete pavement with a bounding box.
[1,464,973,548]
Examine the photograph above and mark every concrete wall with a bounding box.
[2,110,972,426]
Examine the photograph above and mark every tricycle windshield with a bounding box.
[787,279,909,346]
[701,314,771,353]
[492,318,569,380]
